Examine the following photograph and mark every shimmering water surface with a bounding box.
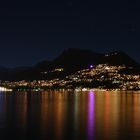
[0,90,140,140]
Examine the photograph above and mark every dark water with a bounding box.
[0,90,140,140]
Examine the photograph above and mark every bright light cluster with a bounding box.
[0,87,12,91]
[1,64,140,91]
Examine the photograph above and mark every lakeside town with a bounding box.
[1,64,140,91]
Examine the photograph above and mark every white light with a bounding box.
[0,87,12,92]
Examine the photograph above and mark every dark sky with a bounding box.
[0,1,140,67]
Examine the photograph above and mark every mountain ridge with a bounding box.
[0,48,139,81]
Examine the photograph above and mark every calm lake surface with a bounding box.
[0,90,140,140]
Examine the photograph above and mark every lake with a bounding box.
[0,90,140,140]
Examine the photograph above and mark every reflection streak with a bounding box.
[88,91,95,140]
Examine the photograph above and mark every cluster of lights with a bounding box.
[41,68,64,75]
[0,87,12,91]
[1,64,140,91]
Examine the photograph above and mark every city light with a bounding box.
[0,64,140,91]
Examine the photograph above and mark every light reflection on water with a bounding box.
[0,91,140,140]
[87,91,95,140]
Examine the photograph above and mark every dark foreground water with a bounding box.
[0,90,140,140]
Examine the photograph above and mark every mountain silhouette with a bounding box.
[0,48,139,80]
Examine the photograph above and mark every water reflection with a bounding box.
[0,91,140,140]
[87,91,95,140]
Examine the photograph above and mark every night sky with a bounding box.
[0,1,140,67]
